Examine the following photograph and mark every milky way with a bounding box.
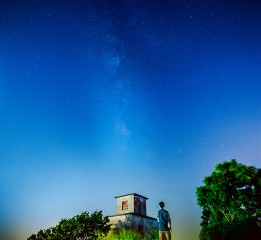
[0,1,260,239]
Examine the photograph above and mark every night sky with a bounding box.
[0,1,260,239]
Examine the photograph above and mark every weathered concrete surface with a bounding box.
[109,193,158,236]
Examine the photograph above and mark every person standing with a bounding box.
[157,201,172,240]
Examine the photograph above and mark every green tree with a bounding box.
[196,159,261,240]
[28,210,110,240]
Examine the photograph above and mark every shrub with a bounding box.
[28,210,110,240]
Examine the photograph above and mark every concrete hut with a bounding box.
[109,193,158,236]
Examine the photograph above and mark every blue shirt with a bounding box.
[157,208,171,231]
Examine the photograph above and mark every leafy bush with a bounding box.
[28,210,110,240]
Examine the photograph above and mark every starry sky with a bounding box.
[0,0,260,239]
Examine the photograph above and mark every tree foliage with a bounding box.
[28,210,110,240]
[196,159,261,240]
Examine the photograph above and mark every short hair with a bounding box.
[159,202,165,208]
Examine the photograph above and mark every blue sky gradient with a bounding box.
[0,1,260,239]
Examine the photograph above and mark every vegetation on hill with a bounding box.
[98,228,159,240]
